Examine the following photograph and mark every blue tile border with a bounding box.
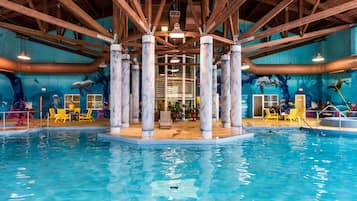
[97,133,255,145]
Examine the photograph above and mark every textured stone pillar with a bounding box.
[131,62,140,123]
[200,35,213,139]
[141,34,155,137]
[212,64,218,121]
[110,44,122,133]
[221,54,231,128]
[231,44,242,129]
[121,54,130,128]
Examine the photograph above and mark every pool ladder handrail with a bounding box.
[316,105,348,129]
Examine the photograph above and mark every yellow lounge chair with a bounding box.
[79,108,94,121]
[55,109,70,123]
[284,109,298,121]
[49,108,57,120]
[264,108,279,121]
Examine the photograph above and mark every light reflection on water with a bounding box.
[1,129,357,200]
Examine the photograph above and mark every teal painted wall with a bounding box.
[324,29,351,62]
[352,27,357,55]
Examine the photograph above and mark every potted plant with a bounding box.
[190,107,198,121]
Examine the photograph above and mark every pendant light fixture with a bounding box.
[17,37,31,61]
[312,41,325,62]
[170,55,180,63]
[169,23,185,39]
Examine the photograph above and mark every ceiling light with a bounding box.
[98,61,107,68]
[17,51,31,60]
[312,53,325,62]
[170,56,180,63]
[161,26,169,32]
[241,63,250,70]
[169,23,185,39]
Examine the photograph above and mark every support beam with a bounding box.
[130,0,147,26]
[243,24,354,52]
[188,0,202,33]
[145,0,152,25]
[151,0,166,33]
[302,0,320,36]
[244,0,357,43]
[209,34,234,45]
[0,21,108,51]
[27,0,44,31]
[113,0,150,33]
[240,0,294,38]
[58,0,111,38]
[0,0,114,43]
[206,0,246,34]
[155,36,176,48]
[305,0,354,23]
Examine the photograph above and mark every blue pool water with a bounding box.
[1,129,357,201]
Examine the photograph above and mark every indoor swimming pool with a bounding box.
[1,128,357,200]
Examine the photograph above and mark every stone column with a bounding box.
[110,44,122,133]
[200,35,213,139]
[131,62,140,123]
[141,34,155,137]
[231,44,242,129]
[221,54,231,128]
[121,54,130,128]
[212,64,218,121]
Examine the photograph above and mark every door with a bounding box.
[253,95,264,118]
[295,94,306,118]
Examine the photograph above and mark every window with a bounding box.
[263,94,279,109]
[87,94,103,110]
[64,94,80,109]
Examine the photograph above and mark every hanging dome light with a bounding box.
[241,63,250,70]
[312,53,325,62]
[170,55,180,63]
[169,23,185,39]
[17,51,31,60]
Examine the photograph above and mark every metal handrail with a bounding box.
[0,110,33,130]
[318,105,346,117]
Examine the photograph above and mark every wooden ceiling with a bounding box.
[0,0,356,61]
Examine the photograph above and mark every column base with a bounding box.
[231,126,243,134]
[110,127,121,134]
[222,122,231,128]
[121,123,129,128]
[132,118,139,123]
[201,130,212,139]
[142,130,154,138]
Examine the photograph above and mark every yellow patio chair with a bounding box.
[49,108,57,120]
[79,108,94,122]
[264,108,279,121]
[55,109,70,123]
[284,109,298,121]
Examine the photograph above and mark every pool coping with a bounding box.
[97,133,255,145]
[0,127,109,136]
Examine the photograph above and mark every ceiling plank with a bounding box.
[58,0,112,38]
[243,24,354,51]
[151,0,166,33]
[244,0,357,43]
[240,0,294,38]
[112,0,150,33]
[205,0,246,34]
[0,0,114,42]
[27,0,44,31]
[0,21,108,51]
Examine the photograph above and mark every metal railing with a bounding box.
[0,110,46,130]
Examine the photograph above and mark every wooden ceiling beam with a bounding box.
[155,36,176,48]
[305,0,354,23]
[244,0,357,43]
[207,0,227,27]
[43,0,48,32]
[302,0,320,36]
[209,34,234,45]
[26,37,98,59]
[187,0,201,33]
[240,0,294,38]
[113,2,120,38]
[130,0,147,26]
[152,0,166,33]
[56,3,62,35]
[27,0,44,31]
[284,7,289,38]
[113,0,150,33]
[0,21,108,51]
[58,0,112,38]
[0,0,114,42]
[145,0,152,25]
[206,0,246,34]
[243,24,354,51]
[201,0,209,29]
[246,36,321,59]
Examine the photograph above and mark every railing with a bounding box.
[0,110,44,130]
[304,105,357,129]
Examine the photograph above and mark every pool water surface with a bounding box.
[1,129,357,200]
